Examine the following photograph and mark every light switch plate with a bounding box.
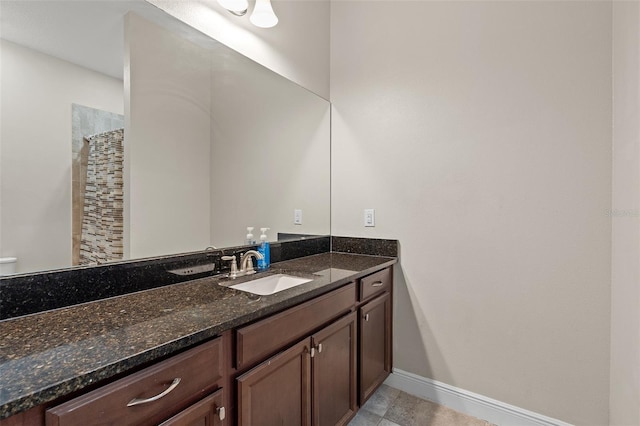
[294,209,303,225]
[364,209,375,227]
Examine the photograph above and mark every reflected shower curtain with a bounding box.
[80,129,124,265]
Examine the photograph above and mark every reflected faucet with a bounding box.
[221,250,264,279]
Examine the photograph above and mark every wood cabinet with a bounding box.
[237,312,357,426]
[359,292,392,404]
[357,265,393,406]
[311,313,358,426]
[359,267,391,302]
[235,266,393,425]
[45,338,225,426]
[160,389,225,426]
[236,283,356,370]
[237,339,311,426]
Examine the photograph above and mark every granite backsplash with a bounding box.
[0,235,397,321]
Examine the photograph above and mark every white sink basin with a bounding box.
[228,274,312,295]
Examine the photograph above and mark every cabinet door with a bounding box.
[311,312,357,426]
[237,339,311,426]
[159,389,225,426]
[359,292,392,403]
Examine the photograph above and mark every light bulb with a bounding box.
[250,0,278,28]
[217,0,248,16]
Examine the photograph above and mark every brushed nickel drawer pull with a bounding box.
[317,343,323,353]
[371,281,384,287]
[217,406,226,421]
[127,378,181,407]
[364,314,370,322]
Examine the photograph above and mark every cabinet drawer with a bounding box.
[159,388,225,426]
[359,268,391,301]
[236,282,356,369]
[46,338,223,426]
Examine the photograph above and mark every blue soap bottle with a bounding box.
[257,227,270,271]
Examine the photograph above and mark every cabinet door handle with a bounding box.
[371,281,384,287]
[311,343,323,357]
[217,406,226,421]
[126,378,181,407]
[364,314,370,322]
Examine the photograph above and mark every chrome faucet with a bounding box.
[221,250,264,279]
[240,250,263,275]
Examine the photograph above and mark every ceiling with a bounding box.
[0,0,155,80]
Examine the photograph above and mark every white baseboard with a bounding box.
[384,369,573,426]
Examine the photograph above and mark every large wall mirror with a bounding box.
[0,0,330,275]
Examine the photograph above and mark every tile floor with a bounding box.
[348,384,494,426]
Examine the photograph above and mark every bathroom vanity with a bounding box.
[0,251,395,426]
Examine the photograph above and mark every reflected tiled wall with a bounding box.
[71,104,124,265]
[80,129,124,265]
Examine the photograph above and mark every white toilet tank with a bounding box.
[0,257,17,275]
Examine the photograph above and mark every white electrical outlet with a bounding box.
[364,209,375,227]
[294,209,303,225]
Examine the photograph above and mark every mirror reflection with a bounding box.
[0,1,330,275]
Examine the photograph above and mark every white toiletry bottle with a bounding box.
[246,227,255,245]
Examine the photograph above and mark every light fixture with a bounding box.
[217,0,248,16]
[249,0,278,28]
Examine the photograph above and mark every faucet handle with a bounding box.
[221,255,238,278]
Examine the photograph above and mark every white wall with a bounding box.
[0,39,123,273]
[125,13,212,259]
[146,0,330,99]
[330,2,612,424]
[610,1,640,424]
[209,50,330,246]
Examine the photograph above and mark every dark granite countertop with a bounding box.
[0,252,396,419]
